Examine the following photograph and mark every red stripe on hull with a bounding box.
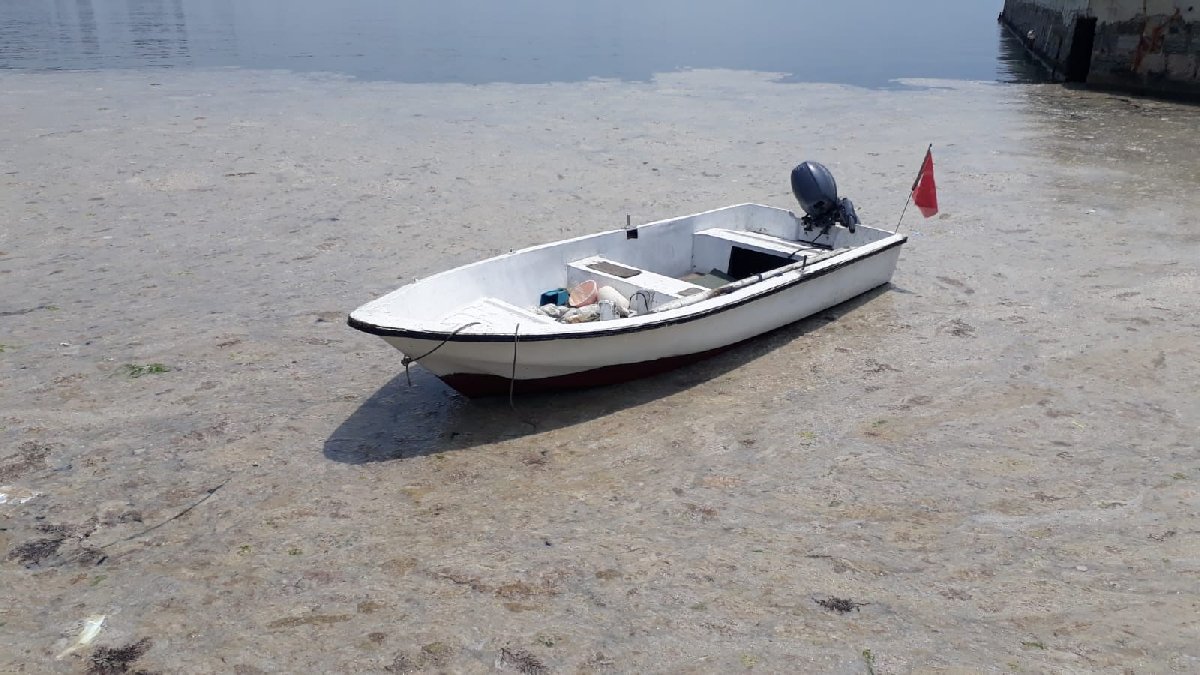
[438,344,734,398]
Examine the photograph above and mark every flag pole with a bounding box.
[894,143,932,234]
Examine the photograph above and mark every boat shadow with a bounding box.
[323,284,894,463]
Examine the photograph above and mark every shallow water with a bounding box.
[0,0,1027,86]
[1,66,1198,671]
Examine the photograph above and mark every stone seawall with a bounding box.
[1001,0,1200,100]
[1090,9,1200,98]
[999,0,1089,80]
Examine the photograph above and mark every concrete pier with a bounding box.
[1001,0,1200,99]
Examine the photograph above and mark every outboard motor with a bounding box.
[790,161,859,235]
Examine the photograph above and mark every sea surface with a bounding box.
[5,1,1200,672]
[3,65,1199,671]
[0,0,1037,86]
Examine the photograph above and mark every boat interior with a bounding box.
[563,227,840,311]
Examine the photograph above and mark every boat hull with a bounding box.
[376,242,903,397]
[438,341,738,397]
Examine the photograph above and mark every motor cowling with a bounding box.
[790,161,859,233]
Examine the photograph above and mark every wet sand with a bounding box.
[1,69,1198,673]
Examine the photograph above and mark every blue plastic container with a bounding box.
[539,288,569,306]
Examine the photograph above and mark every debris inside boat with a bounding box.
[349,161,906,397]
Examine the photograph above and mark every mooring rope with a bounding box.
[508,322,520,410]
[401,321,481,386]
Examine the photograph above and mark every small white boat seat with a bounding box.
[438,296,556,329]
[695,227,830,258]
[693,228,842,274]
[567,255,706,305]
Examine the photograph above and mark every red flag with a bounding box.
[912,148,938,218]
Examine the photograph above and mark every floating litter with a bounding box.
[0,486,41,506]
[56,614,106,660]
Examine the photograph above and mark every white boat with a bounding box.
[349,163,907,397]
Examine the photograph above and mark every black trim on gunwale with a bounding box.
[347,237,906,343]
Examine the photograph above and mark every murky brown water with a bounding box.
[1,69,1198,672]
